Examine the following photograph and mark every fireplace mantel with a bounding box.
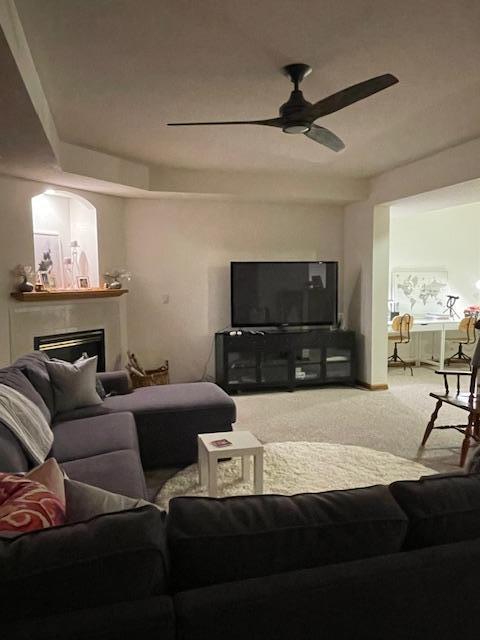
[10,288,128,302]
[9,290,127,369]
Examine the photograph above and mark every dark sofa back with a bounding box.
[171,473,480,640]
[0,422,29,472]
[0,365,53,472]
[12,352,54,418]
[168,484,408,591]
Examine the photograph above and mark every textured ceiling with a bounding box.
[14,0,480,178]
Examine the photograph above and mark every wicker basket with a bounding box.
[129,361,169,388]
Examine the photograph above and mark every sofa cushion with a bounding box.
[46,356,102,413]
[0,504,168,622]
[0,366,51,423]
[54,403,112,423]
[13,352,55,416]
[104,382,236,468]
[0,473,65,534]
[174,537,480,640]
[104,382,235,425]
[52,412,139,463]
[4,597,175,640]
[3,597,175,640]
[61,449,148,500]
[390,472,480,549]
[65,478,155,524]
[167,485,408,591]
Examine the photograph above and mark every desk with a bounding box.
[388,319,458,367]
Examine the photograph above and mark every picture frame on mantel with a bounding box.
[33,231,64,289]
[77,276,90,289]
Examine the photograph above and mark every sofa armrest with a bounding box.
[0,505,169,623]
[96,370,131,395]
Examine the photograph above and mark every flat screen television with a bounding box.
[231,261,338,327]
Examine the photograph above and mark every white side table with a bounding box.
[198,431,264,498]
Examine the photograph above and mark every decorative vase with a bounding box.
[17,275,34,292]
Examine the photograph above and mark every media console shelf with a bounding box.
[215,328,356,393]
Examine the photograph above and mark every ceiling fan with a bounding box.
[167,63,398,152]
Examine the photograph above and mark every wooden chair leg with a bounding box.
[422,400,443,446]
[460,414,475,467]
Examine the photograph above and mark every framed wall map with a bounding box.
[392,269,448,316]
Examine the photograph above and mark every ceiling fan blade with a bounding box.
[304,124,345,152]
[167,117,283,128]
[300,73,398,122]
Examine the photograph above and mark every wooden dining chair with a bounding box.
[421,321,480,466]
[388,313,414,376]
[445,315,477,369]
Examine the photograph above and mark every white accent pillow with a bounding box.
[46,356,102,413]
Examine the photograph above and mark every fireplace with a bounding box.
[34,329,106,371]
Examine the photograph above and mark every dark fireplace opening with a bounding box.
[34,329,106,372]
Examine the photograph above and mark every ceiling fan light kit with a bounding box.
[167,64,398,152]
[283,124,310,134]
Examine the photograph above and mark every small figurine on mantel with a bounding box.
[12,264,34,292]
[103,268,131,289]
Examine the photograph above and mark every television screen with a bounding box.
[231,261,338,327]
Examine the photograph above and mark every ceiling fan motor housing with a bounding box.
[280,90,312,134]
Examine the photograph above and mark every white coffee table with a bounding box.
[198,430,264,498]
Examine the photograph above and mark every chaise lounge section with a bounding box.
[98,375,237,468]
[0,352,236,498]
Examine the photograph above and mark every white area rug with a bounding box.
[156,441,435,510]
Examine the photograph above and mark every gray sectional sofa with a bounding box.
[0,351,236,498]
[4,464,480,640]
[3,352,480,640]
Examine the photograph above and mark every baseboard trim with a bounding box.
[356,380,389,391]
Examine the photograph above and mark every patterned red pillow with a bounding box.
[0,473,66,533]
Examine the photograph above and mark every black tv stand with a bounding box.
[215,327,356,394]
[271,325,330,333]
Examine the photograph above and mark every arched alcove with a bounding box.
[31,189,99,288]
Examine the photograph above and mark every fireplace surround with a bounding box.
[8,297,126,370]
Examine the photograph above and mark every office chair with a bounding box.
[388,313,414,376]
[445,315,477,369]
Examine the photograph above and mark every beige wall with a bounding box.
[389,203,480,363]
[343,201,374,384]
[125,197,344,382]
[0,173,126,366]
[390,203,480,312]
[344,136,480,387]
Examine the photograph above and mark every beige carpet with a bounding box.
[233,366,474,473]
[156,441,435,510]
[145,366,474,494]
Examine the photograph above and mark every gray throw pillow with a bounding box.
[45,356,102,413]
[65,479,156,523]
[95,377,107,399]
